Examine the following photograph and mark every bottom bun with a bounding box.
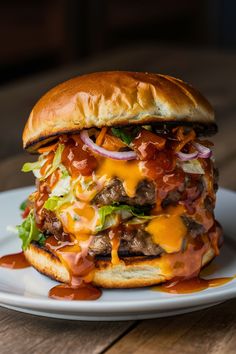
[24,243,216,288]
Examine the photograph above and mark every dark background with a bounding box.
[0,0,236,85]
[0,0,236,164]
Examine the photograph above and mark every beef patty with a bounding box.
[41,209,69,241]
[40,208,162,256]
[39,173,211,257]
[93,178,156,206]
[89,226,163,257]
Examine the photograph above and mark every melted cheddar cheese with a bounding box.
[96,158,143,198]
[58,202,98,238]
[109,229,122,265]
[146,206,187,253]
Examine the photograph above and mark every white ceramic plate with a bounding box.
[0,186,236,321]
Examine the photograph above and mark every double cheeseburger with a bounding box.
[18,71,221,293]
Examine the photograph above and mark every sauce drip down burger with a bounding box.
[18,71,222,299]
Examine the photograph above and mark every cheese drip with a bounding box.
[58,202,98,238]
[109,228,121,265]
[96,159,143,198]
[146,206,187,253]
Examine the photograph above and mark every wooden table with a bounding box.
[0,44,236,354]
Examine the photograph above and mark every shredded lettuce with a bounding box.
[44,169,77,211]
[44,193,74,211]
[50,170,71,197]
[21,160,44,173]
[44,197,60,211]
[43,144,65,179]
[22,153,47,178]
[21,144,65,180]
[125,217,150,225]
[96,204,153,232]
[17,211,45,250]
[181,159,205,174]
[60,166,69,179]
[79,176,94,191]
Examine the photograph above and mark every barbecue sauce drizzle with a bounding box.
[0,252,30,269]
[0,128,229,300]
[153,276,233,294]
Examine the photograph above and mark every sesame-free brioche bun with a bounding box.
[23,71,215,152]
[24,242,216,288]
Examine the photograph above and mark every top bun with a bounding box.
[23,71,215,151]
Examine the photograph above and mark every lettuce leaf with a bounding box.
[19,199,27,211]
[21,160,44,173]
[44,193,74,211]
[17,212,45,250]
[96,204,152,232]
[181,159,204,174]
[21,144,65,180]
[44,197,60,211]
[22,153,47,178]
[50,170,71,197]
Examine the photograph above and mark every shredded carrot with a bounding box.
[175,127,196,152]
[38,142,58,154]
[96,127,107,146]
[102,134,126,151]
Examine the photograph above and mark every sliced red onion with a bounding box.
[176,151,199,161]
[80,130,137,160]
[192,142,212,158]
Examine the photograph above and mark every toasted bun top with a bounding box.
[23,71,215,151]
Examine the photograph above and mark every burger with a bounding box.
[18,71,221,298]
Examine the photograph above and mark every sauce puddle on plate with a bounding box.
[49,283,101,301]
[0,252,30,269]
[153,276,233,294]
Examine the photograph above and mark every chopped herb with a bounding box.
[111,127,140,145]
[73,215,80,221]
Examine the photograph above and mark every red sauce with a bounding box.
[34,169,60,226]
[142,151,176,179]
[45,235,95,282]
[22,206,30,219]
[109,227,121,265]
[15,128,221,301]
[0,252,30,269]
[40,151,54,175]
[45,235,72,250]
[49,282,101,300]
[34,182,50,225]
[153,276,233,294]
[62,136,97,177]
[46,235,100,300]
[132,129,166,160]
[48,168,60,189]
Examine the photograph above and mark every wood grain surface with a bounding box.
[0,44,235,354]
[0,308,136,354]
[105,300,236,354]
